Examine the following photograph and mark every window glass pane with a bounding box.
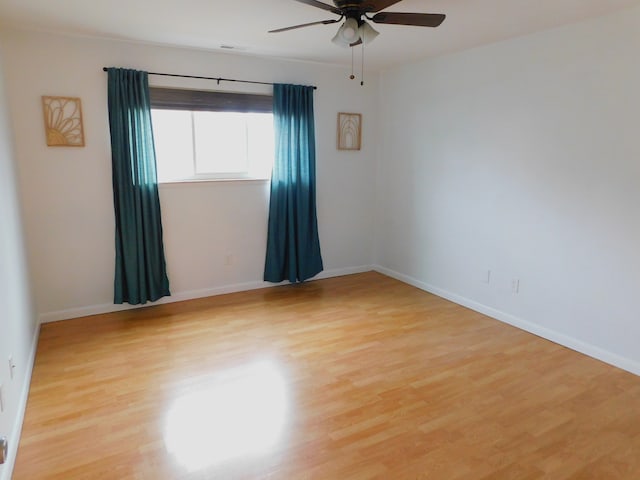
[151,107,274,182]
[247,113,275,178]
[151,109,194,182]
[193,112,248,174]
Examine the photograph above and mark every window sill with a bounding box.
[159,177,270,185]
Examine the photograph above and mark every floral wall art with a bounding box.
[42,96,85,146]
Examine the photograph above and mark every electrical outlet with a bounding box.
[8,356,15,380]
[0,384,4,413]
[225,254,234,266]
[511,278,520,294]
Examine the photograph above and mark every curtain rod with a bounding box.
[101,67,317,90]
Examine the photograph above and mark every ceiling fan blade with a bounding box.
[359,0,403,13]
[293,0,342,15]
[269,18,340,33]
[371,12,446,27]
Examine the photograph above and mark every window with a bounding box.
[150,88,274,182]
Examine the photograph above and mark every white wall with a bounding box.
[1,29,378,322]
[376,5,640,374]
[0,41,38,480]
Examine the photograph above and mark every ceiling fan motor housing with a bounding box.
[334,1,366,19]
[334,0,399,22]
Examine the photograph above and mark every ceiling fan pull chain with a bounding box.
[361,41,365,86]
[350,46,355,80]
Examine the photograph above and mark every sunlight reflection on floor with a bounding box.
[164,359,289,472]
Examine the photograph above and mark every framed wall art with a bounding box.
[42,96,85,147]
[337,112,362,151]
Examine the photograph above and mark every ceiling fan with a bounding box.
[269,0,446,47]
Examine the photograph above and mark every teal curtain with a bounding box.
[264,84,323,283]
[107,68,170,305]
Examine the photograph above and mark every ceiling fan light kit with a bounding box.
[331,18,379,47]
[331,17,360,47]
[358,21,379,44]
[271,0,445,83]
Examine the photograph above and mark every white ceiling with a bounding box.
[0,0,638,71]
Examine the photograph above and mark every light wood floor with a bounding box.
[14,272,640,479]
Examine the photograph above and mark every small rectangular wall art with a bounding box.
[337,112,362,151]
[42,96,85,147]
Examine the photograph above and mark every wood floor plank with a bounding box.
[13,272,640,479]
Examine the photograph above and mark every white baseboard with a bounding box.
[1,324,40,480]
[314,265,372,281]
[38,265,373,324]
[373,265,640,377]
